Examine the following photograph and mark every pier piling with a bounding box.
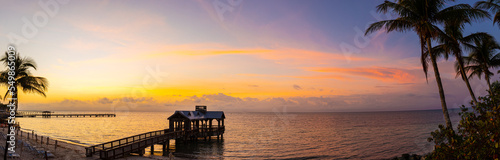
[150,145,154,155]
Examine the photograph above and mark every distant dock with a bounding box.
[16,111,116,118]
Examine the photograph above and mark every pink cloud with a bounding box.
[308,67,417,83]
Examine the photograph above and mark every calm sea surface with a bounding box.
[16,110,460,159]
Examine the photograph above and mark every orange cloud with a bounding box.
[236,73,349,81]
[257,49,375,64]
[308,67,416,83]
[291,75,351,81]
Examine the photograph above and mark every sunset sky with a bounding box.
[1,0,500,112]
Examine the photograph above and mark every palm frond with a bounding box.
[20,57,37,70]
[495,12,500,26]
[0,51,49,100]
[462,32,492,44]
[17,76,48,97]
[454,60,464,79]
[377,0,417,17]
[438,4,491,25]
[475,0,500,13]
[365,19,415,36]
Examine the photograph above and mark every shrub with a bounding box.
[427,82,500,159]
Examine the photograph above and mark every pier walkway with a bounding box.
[85,127,225,159]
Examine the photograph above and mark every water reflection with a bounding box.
[146,139,225,159]
[174,139,225,159]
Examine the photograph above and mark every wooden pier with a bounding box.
[85,126,224,159]
[86,105,225,159]
[16,111,116,118]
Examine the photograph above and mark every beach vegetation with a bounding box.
[427,81,500,159]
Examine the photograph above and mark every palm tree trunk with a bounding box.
[457,57,478,105]
[484,73,497,107]
[427,39,453,129]
[485,73,494,97]
[14,89,18,115]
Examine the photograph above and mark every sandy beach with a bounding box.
[0,126,88,160]
[0,127,180,160]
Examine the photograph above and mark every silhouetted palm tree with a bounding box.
[0,50,48,114]
[476,0,500,27]
[463,36,500,97]
[430,14,490,105]
[365,0,487,129]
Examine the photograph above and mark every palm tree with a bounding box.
[462,36,500,97]
[476,0,500,27]
[0,50,49,114]
[365,0,486,129]
[431,23,491,105]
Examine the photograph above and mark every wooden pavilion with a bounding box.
[167,105,225,140]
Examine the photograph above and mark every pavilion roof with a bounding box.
[167,110,225,120]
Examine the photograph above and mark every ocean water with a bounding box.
[16,110,460,159]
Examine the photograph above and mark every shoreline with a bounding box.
[1,126,87,159]
[19,128,92,148]
[1,127,182,160]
